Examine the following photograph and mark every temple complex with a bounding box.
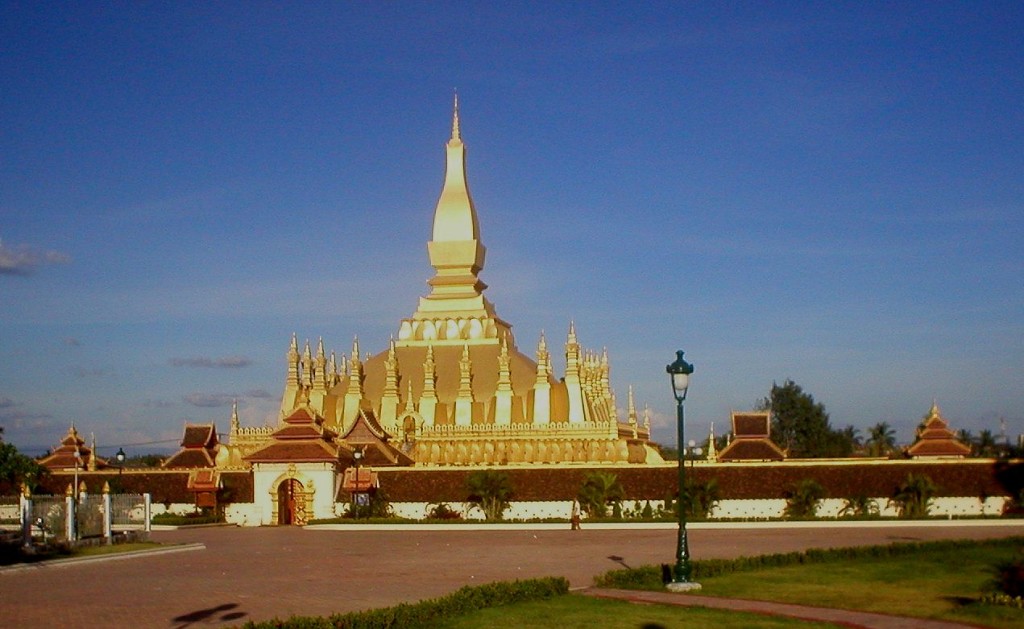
[221,98,663,477]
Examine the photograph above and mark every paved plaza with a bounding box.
[0,522,1018,628]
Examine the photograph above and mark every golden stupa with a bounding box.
[224,98,662,468]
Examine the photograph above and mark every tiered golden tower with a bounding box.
[255,98,662,467]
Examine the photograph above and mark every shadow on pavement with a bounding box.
[172,602,246,628]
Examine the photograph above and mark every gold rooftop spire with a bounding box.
[400,95,512,347]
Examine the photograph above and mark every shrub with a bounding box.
[151,512,221,526]
[347,489,392,519]
[993,556,1024,598]
[426,503,462,520]
[783,479,826,519]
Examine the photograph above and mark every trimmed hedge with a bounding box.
[374,460,1016,503]
[593,536,1024,590]
[238,576,570,628]
[151,512,222,526]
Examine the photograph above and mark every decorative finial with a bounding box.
[452,90,461,141]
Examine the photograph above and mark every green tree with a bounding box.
[762,380,852,458]
[783,478,826,519]
[866,422,897,457]
[0,427,45,491]
[576,471,624,517]
[465,470,513,521]
[890,473,938,519]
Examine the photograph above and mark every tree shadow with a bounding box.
[172,602,247,628]
[942,595,978,608]
[608,554,631,569]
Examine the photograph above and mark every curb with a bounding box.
[302,519,1024,532]
[0,542,206,574]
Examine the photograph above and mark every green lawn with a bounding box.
[434,594,842,629]
[444,538,1024,629]
[693,541,1024,629]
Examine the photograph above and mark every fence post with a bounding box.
[20,484,32,548]
[103,482,113,541]
[144,493,152,532]
[65,484,76,541]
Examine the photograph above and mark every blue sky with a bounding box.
[2,2,1022,456]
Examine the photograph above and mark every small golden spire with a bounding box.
[451,90,461,141]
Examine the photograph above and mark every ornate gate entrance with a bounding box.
[277,478,307,525]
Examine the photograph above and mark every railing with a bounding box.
[16,492,151,547]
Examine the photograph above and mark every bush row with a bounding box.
[151,512,222,526]
[593,536,1024,590]
[239,576,570,629]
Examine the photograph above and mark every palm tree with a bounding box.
[890,473,937,519]
[866,422,897,457]
[976,430,998,457]
[957,429,975,453]
[465,470,513,521]
[840,425,863,454]
[577,471,624,518]
[838,494,879,518]
[784,479,826,519]
[682,478,720,519]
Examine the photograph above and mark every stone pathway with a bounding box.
[0,524,1013,628]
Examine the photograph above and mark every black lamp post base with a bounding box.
[666,581,702,593]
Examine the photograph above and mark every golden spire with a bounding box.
[451,90,461,141]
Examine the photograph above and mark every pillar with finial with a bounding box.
[532,333,551,424]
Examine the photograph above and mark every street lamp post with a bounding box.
[352,448,364,519]
[116,448,126,478]
[687,439,703,469]
[666,350,700,592]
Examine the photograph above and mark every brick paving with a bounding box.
[0,523,1016,628]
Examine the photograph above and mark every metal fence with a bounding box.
[30,495,69,543]
[110,493,148,529]
[13,492,151,546]
[0,495,18,524]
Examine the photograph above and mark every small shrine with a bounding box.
[717,411,786,462]
[906,402,972,459]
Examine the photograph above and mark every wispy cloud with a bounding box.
[170,356,253,368]
[64,337,82,347]
[0,398,56,432]
[245,389,274,399]
[143,399,177,409]
[0,239,71,276]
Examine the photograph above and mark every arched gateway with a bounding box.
[276,478,306,525]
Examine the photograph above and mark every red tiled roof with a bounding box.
[718,438,786,462]
[163,449,216,468]
[187,469,220,491]
[272,425,325,439]
[906,404,971,458]
[181,424,217,448]
[733,412,770,438]
[342,468,377,492]
[244,441,339,463]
